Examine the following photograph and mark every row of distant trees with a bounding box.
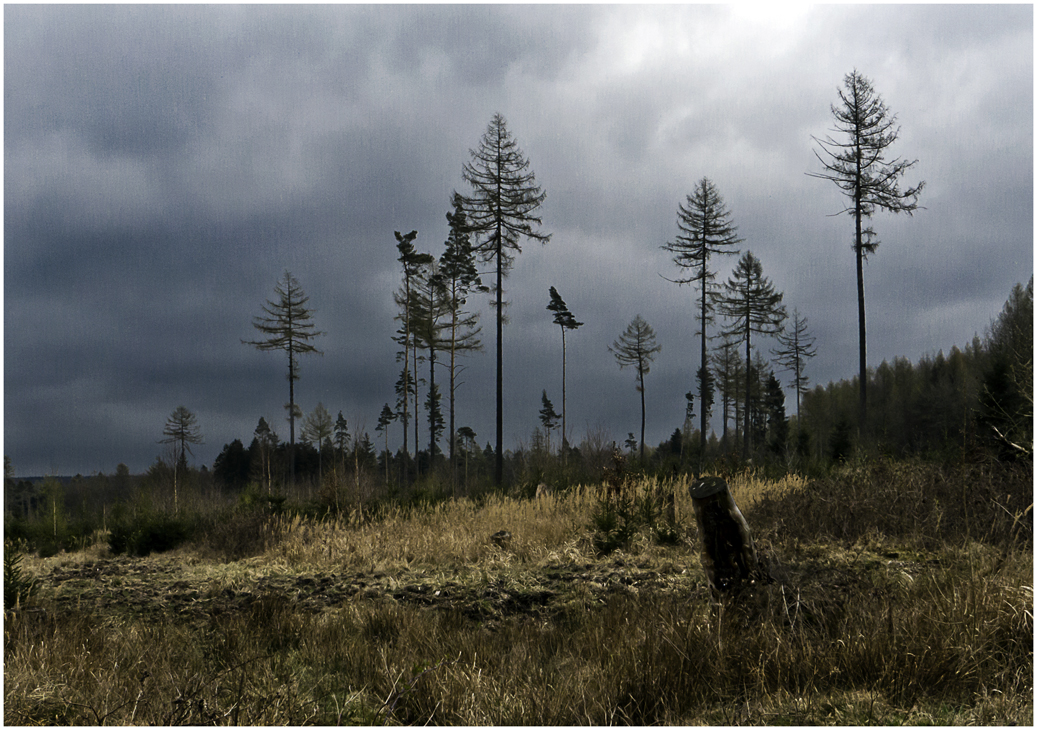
[5,272,1028,552]
[137,70,1009,498]
[377,70,927,484]
[801,278,1033,463]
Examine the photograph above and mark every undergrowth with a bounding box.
[4,460,1032,725]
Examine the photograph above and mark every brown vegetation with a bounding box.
[4,461,1032,725]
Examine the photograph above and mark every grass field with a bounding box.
[4,460,1032,725]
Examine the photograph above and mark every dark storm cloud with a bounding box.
[4,5,1031,476]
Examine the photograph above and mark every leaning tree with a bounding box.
[809,69,924,426]
[547,285,583,454]
[243,270,325,482]
[458,113,549,484]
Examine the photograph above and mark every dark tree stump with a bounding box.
[689,476,769,599]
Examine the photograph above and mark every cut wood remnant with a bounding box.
[689,476,770,599]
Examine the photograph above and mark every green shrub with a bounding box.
[4,543,37,610]
[195,507,276,561]
[108,509,195,557]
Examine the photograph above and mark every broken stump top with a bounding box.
[689,475,728,500]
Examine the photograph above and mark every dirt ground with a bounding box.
[31,551,718,625]
[28,541,935,631]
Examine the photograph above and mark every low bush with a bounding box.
[193,507,280,561]
[3,543,38,610]
[108,508,197,557]
[747,459,1032,549]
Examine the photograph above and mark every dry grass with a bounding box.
[5,462,1032,725]
[263,472,806,573]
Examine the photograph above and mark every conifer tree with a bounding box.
[243,271,324,482]
[439,196,485,472]
[608,315,662,461]
[301,402,333,485]
[716,252,786,459]
[772,308,818,433]
[663,177,741,459]
[375,404,396,483]
[408,261,451,462]
[539,390,561,454]
[810,70,924,426]
[458,113,549,484]
[334,412,350,468]
[711,333,741,448]
[159,405,203,513]
[393,231,433,472]
[547,286,583,452]
[251,417,278,493]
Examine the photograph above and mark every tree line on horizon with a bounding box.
[7,71,1030,514]
[4,273,1030,560]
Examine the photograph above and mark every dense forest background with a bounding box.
[5,277,1030,558]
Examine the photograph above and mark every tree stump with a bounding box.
[689,476,768,599]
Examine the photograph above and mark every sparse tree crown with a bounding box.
[458,112,549,485]
[160,405,203,462]
[810,70,925,227]
[609,315,662,461]
[461,113,550,270]
[716,252,786,459]
[663,177,741,467]
[809,69,924,426]
[243,270,324,481]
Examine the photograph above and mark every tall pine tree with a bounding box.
[716,252,786,459]
[243,271,324,483]
[662,177,741,466]
[458,113,549,484]
[547,286,583,453]
[810,70,924,427]
[439,195,485,474]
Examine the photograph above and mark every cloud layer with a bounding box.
[5,5,1032,475]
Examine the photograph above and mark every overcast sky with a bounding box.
[5,4,1032,477]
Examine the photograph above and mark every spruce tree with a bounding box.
[810,70,924,426]
[243,271,324,482]
[716,252,786,459]
[663,177,741,465]
[458,113,549,484]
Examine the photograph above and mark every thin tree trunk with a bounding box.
[700,273,709,468]
[402,281,411,464]
[854,130,867,431]
[639,368,646,462]
[413,328,420,475]
[495,131,507,487]
[561,327,567,461]
[428,347,436,460]
[743,324,752,461]
[495,248,504,484]
[856,215,867,429]
[288,349,296,484]
[449,316,458,494]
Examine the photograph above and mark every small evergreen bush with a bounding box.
[108,509,195,557]
[4,543,37,610]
